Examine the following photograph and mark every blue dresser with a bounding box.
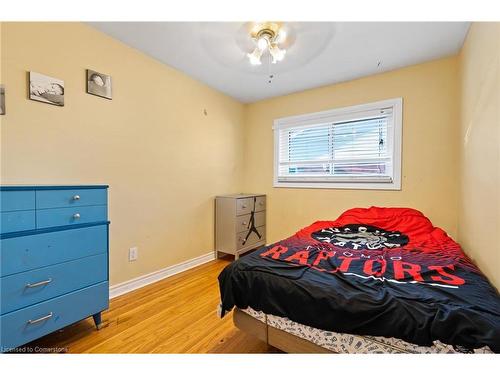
[0,185,109,352]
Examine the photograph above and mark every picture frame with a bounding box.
[86,69,112,100]
[0,85,5,115]
[29,71,65,107]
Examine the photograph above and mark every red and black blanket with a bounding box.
[218,207,500,352]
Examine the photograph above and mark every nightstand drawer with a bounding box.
[236,211,265,234]
[1,253,108,315]
[0,211,35,234]
[0,190,35,212]
[0,282,109,351]
[36,205,107,229]
[237,226,265,250]
[36,188,107,209]
[1,225,108,276]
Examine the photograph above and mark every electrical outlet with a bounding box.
[129,247,138,262]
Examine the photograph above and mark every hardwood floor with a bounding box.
[18,257,280,353]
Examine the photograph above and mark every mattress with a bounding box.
[240,307,493,354]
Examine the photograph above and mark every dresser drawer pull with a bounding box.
[242,221,248,226]
[73,195,81,201]
[26,278,53,288]
[242,205,247,209]
[73,213,81,219]
[259,202,264,206]
[27,312,53,325]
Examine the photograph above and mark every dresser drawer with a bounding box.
[1,211,35,234]
[255,196,266,212]
[0,281,109,351]
[1,253,108,315]
[36,205,107,229]
[36,188,107,209]
[236,198,253,216]
[0,190,35,212]
[236,211,266,234]
[236,226,265,250]
[1,225,108,276]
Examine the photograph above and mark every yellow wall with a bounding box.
[0,22,245,285]
[458,23,500,289]
[243,57,460,243]
[0,23,2,83]
[2,22,498,291]
[0,22,3,143]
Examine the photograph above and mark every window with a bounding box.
[273,98,402,190]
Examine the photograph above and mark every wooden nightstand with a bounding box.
[215,194,266,259]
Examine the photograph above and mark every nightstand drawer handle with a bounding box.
[26,278,52,288]
[242,205,247,209]
[28,312,53,325]
[73,213,81,219]
[242,221,248,226]
[259,202,264,205]
[73,195,81,201]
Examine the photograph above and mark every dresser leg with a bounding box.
[92,312,103,330]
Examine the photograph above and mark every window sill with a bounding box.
[273,180,402,191]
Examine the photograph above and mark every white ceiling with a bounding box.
[89,22,469,103]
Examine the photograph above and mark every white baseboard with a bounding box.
[109,251,216,299]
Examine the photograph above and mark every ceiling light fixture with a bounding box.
[247,22,287,65]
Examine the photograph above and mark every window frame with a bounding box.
[273,98,403,190]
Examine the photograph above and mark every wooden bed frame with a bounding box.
[233,308,333,353]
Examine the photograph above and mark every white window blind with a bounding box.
[273,98,402,190]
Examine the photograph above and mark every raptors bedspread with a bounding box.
[218,207,500,352]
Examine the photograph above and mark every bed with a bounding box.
[218,207,500,353]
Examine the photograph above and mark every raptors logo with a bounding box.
[311,224,409,250]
